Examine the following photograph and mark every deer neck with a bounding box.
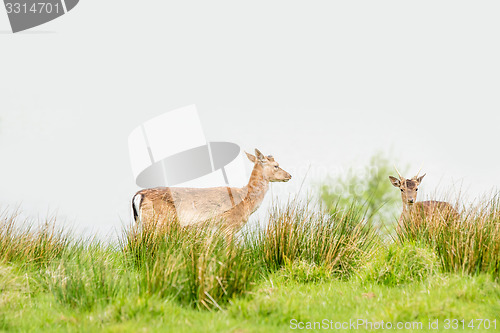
[402,202,416,215]
[244,164,269,211]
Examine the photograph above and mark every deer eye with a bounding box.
[415,188,418,191]
[274,166,279,170]
[400,189,403,192]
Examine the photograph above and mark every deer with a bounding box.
[389,168,459,233]
[131,148,292,241]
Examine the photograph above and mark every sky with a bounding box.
[1,1,499,240]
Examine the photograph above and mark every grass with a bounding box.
[0,267,498,332]
[397,196,500,277]
[123,220,259,310]
[0,209,70,266]
[363,242,440,286]
[246,201,375,277]
[0,195,499,332]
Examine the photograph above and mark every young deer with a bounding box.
[389,170,458,232]
[132,149,291,238]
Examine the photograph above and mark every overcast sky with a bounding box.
[1,1,499,239]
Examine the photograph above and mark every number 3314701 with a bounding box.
[444,319,496,330]
[5,3,61,14]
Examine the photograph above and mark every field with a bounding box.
[0,192,499,333]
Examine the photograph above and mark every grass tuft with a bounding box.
[397,197,500,278]
[247,200,375,279]
[363,242,440,286]
[124,219,259,310]
[0,210,70,266]
[44,245,125,311]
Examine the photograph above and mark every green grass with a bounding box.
[397,197,500,277]
[0,196,499,332]
[0,266,498,332]
[363,242,440,286]
[246,200,375,277]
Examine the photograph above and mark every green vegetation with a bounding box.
[397,197,500,277]
[0,196,498,332]
[363,242,440,286]
[0,154,499,331]
[124,221,258,310]
[246,201,374,277]
[319,152,404,230]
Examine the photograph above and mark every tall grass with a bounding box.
[0,210,70,266]
[123,219,260,310]
[1,180,499,332]
[396,197,500,278]
[247,200,376,278]
[0,200,376,313]
[44,244,126,311]
[7,191,496,318]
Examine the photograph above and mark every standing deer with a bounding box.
[132,149,291,239]
[389,169,458,232]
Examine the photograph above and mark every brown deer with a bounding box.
[389,169,458,232]
[132,149,291,239]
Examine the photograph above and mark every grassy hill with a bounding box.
[0,195,498,332]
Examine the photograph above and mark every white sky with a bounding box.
[1,1,499,239]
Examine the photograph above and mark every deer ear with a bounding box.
[254,149,267,163]
[245,151,256,163]
[416,173,426,184]
[389,176,401,188]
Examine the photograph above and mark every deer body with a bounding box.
[390,172,458,231]
[399,199,458,231]
[132,149,291,235]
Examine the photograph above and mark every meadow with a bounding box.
[0,161,499,332]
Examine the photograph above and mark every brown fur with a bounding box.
[133,149,291,239]
[389,173,459,232]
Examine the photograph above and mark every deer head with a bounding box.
[389,169,426,206]
[245,149,292,182]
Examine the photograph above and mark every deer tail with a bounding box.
[132,192,143,224]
